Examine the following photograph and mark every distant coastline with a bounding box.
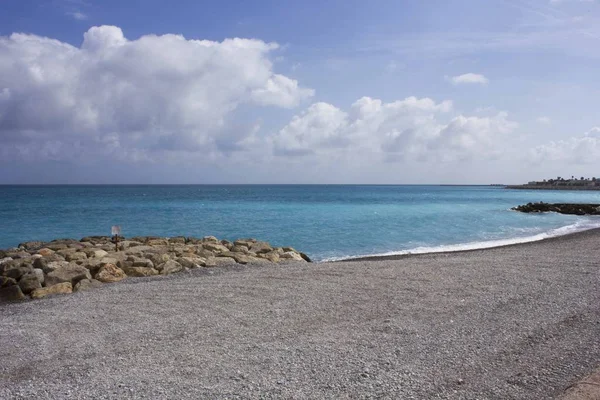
[505,185,600,191]
[505,176,600,191]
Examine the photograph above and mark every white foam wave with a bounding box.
[323,218,600,262]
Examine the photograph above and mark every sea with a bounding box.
[1,185,600,261]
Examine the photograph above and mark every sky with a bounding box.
[0,0,599,184]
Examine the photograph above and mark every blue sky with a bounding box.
[0,0,599,183]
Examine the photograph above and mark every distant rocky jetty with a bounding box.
[512,202,600,215]
[0,236,310,303]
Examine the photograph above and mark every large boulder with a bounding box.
[74,279,104,292]
[18,241,46,251]
[31,282,72,299]
[33,268,45,285]
[18,272,43,294]
[258,251,280,263]
[36,248,55,257]
[249,241,273,254]
[158,260,183,275]
[92,249,109,259]
[176,257,206,269]
[1,261,34,280]
[122,266,159,277]
[144,252,170,266]
[95,264,127,283]
[45,263,92,287]
[203,242,229,253]
[218,252,250,264]
[40,260,70,274]
[279,251,306,262]
[202,236,219,243]
[64,251,88,263]
[0,285,25,302]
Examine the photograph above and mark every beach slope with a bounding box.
[1,230,599,399]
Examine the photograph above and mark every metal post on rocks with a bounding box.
[111,225,121,252]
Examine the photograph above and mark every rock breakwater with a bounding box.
[0,236,311,302]
[512,202,600,215]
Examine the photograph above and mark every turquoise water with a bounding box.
[1,185,600,261]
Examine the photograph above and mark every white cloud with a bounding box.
[449,73,489,85]
[530,127,600,164]
[0,26,313,162]
[67,11,88,20]
[272,96,516,162]
[537,116,552,124]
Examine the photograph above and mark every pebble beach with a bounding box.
[1,229,599,399]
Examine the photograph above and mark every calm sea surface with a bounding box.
[1,185,600,261]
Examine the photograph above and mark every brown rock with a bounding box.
[203,242,229,253]
[31,282,72,299]
[122,266,159,277]
[95,264,127,283]
[37,248,55,257]
[176,257,206,269]
[249,241,273,254]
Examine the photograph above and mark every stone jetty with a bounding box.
[0,235,311,302]
[512,202,600,215]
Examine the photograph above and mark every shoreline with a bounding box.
[332,222,600,262]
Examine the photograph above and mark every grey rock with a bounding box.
[17,241,46,251]
[33,268,45,285]
[46,263,92,287]
[158,260,184,275]
[1,261,34,280]
[41,260,70,274]
[65,252,88,262]
[18,273,42,294]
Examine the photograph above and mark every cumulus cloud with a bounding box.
[272,96,516,162]
[449,73,489,85]
[530,127,600,164]
[0,26,313,162]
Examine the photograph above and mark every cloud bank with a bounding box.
[273,97,516,162]
[0,26,313,161]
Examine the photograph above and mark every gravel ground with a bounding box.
[1,230,599,399]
